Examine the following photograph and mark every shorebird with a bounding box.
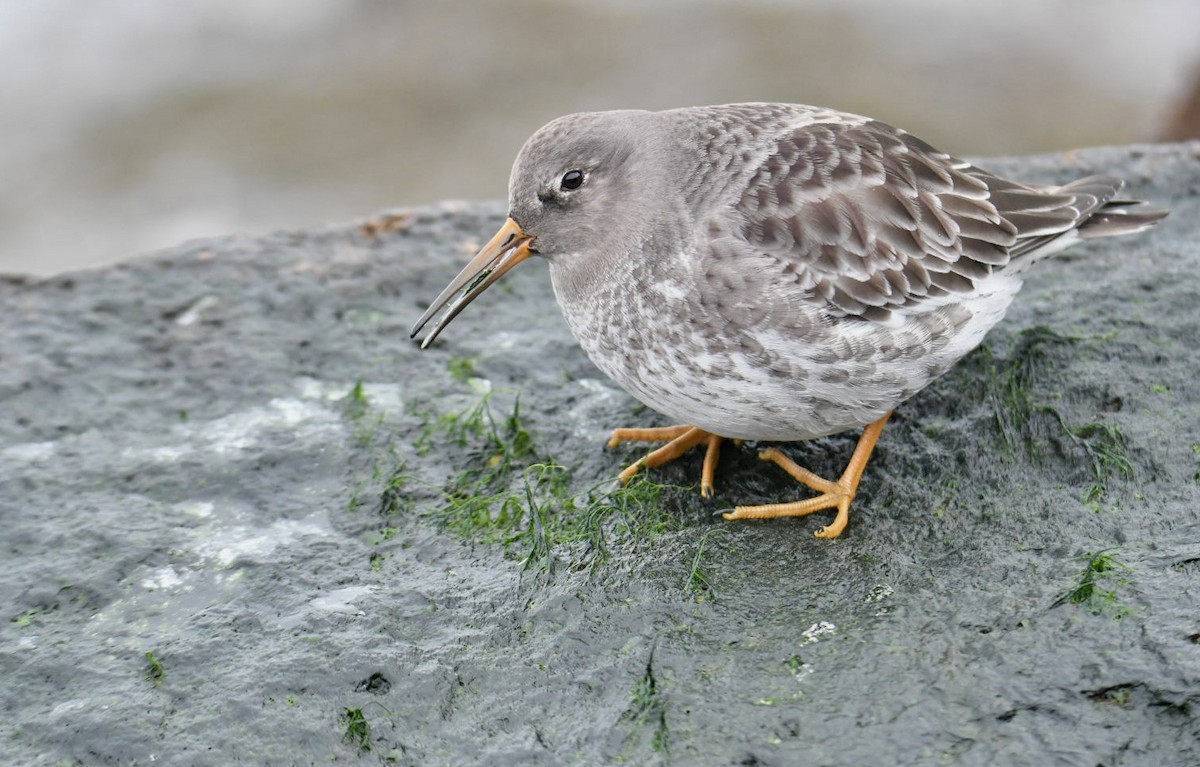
[411,104,1166,538]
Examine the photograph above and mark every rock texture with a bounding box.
[2,143,1199,766]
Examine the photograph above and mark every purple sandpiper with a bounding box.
[411,103,1167,538]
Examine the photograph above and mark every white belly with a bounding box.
[552,263,1021,442]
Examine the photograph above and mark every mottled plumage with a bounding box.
[412,103,1166,537]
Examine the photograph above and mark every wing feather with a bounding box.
[726,117,1136,322]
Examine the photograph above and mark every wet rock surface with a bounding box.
[2,143,1199,766]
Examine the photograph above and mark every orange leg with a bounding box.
[608,425,723,497]
[722,411,893,539]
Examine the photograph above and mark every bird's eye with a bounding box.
[560,170,584,191]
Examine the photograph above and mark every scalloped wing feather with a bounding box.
[727,117,1165,322]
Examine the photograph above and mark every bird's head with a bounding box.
[411,110,677,347]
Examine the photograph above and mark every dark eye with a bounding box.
[560,170,584,191]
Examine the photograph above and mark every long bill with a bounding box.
[409,217,536,348]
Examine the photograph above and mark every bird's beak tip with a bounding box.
[409,217,534,346]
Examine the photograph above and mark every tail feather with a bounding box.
[1077,199,1170,239]
[1057,174,1168,239]
[1000,174,1167,262]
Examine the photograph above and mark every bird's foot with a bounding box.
[608,425,723,498]
[722,412,893,539]
[722,450,855,538]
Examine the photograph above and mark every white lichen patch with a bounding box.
[174,501,214,518]
[866,583,894,602]
[194,513,334,568]
[310,585,373,615]
[141,566,185,590]
[296,376,405,413]
[800,621,836,645]
[866,583,895,616]
[136,445,191,463]
[113,378,371,470]
[1,440,57,462]
[199,397,339,455]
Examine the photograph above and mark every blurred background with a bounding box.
[2,0,1199,276]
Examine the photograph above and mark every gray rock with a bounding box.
[2,143,1199,766]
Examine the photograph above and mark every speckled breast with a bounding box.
[548,262,1012,442]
